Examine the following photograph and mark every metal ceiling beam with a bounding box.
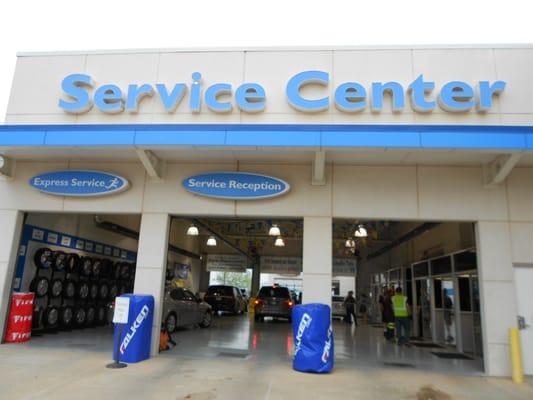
[312,150,326,185]
[192,218,249,258]
[136,149,163,181]
[483,153,522,187]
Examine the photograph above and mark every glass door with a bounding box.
[434,277,457,346]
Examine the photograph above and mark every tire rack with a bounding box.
[30,248,135,334]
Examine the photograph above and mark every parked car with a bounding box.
[163,287,212,332]
[254,286,293,322]
[204,285,246,314]
[332,295,346,319]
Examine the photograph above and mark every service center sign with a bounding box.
[29,170,129,197]
[182,172,290,200]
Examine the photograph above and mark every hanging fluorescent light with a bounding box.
[354,224,368,238]
[269,224,281,236]
[345,239,356,248]
[274,237,285,247]
[206,236,217,246]
[186,224,199,236]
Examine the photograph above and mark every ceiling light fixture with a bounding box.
[269,224,281,236]
[186,224,199,236]
[274,237,285,247]
[354,224,368,238]
[206,236,217,246]
[345,239,356,248]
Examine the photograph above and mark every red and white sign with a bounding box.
[5,292,34,343]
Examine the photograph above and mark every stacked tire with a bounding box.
[30,247,136,333]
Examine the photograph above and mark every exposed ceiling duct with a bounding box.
[367,222,441,260]
[94,216,201,260]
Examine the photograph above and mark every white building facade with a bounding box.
[1,46,533,377]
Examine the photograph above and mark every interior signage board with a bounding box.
[206,254,248,272]
[260,257,303,274]
[182,172,290,200]
[59,71,505,115]
[29,170,129,197]
[259,257,356,275]
[332,258,357,275]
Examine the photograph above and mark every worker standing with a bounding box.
[392,287,411,347]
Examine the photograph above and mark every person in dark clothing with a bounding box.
[343,291,358,326]
[381,289,395,341]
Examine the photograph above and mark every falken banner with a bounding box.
[182,172,290,200]
[29,170,129,197]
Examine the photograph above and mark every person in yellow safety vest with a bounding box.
[392,287,412,347]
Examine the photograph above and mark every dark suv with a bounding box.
[204,285,245,314]
[254,286,293,322]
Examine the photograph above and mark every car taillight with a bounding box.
[254,299,263,306]
[286,300,294,307]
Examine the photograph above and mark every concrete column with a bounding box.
[476,221,517,376]
[251,259,260,296]
[302,217,332,307]
[133,213,170,357]
[0,210,24,341]
[198,254,210,293]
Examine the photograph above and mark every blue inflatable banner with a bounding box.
[182,172,290,200]
[29,170,129,197]
[292,303,334,373]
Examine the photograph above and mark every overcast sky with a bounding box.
[1,0,532,119]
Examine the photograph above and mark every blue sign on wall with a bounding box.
[29,170,129,197]
[182,172,290,200]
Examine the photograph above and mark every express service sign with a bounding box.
[29,170,129,197]
[182,172,290,200]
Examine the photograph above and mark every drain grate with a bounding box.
[383,362,416,368]
[217,352,248,359]
[431,352,474,360]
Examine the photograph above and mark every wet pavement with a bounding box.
[0,314,531,399]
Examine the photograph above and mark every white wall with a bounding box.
[6,47,533,125]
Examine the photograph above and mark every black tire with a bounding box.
[199,311,213,328]
[113,262,122,279]
[73,307,87,327]
[96,306,106,325]
[80,257,93,277]
[49,279,63,298]
[119,284,128,295]
[99,283,110,300]
[254,314,261,322]
[32,307,44,329]
[34,248,54,269]
[59,306,74,327]
[53,251,67,272]
[86,307,96,326]
[165,313,177,333]
[66,253,80,273]
[63,280,75,299]
[92,259,102,278]
[101,259,113,278]
[89,283,99,300]
[30,277,50,297]
[119,264,130,280]
[44,306,59,327]
[77,282,89,300]
[108,282,119,300]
